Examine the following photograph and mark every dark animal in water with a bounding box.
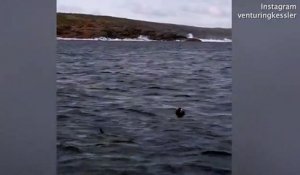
[95,127,136,146]
[175,107,185,118]
[58,144,82,153]
[99,128,104,134]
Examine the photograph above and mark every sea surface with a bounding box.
[57,41,232,175]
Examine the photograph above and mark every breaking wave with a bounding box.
[200,38,232,43]
[57,35,153,42]
[57,35,232,43]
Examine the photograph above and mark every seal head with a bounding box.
[175,107,185,118]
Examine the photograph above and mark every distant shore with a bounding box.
[57,36,232,43]
[57,13,231,41]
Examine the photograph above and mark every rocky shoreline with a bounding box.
[57,13,231,41]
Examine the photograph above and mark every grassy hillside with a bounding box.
[57,13,231,40]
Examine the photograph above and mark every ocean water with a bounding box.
[57,41,232,175]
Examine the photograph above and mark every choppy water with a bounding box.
[57,41,232,175]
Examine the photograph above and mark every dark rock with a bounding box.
[201,150,231,157]
[185,38,202,42]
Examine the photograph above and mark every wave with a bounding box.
[57,36,232,43]
[57,35,153,42]
[199,38,232,43]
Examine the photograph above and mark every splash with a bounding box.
[187,33,194,39]
[57,35,232,43]
[57,35,153,42]
[200,38,232,43]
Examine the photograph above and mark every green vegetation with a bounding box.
[57,13,231,40]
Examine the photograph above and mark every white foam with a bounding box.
[187,33,194,39]
[200,38,232,43]
[57,36,232,43]
[57,35,154,42]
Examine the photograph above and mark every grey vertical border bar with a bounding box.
[233,0,300,175]
[0,0,56,175]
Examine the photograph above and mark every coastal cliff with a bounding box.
[57,13,231,41]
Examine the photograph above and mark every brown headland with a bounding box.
[57,13,231,41]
